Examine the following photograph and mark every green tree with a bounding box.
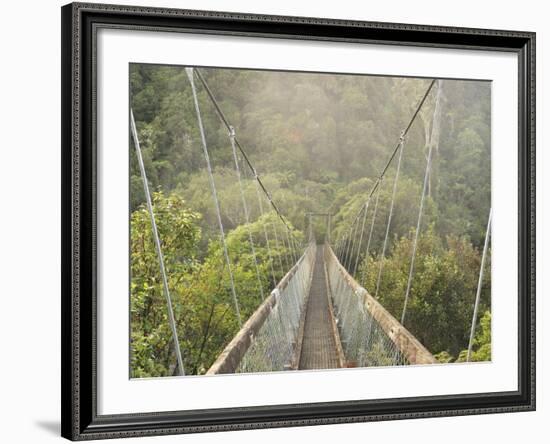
[456,310,491,362]
[130,191,301,376]
[358,227,490,358]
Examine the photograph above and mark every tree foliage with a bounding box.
[130,192,303,376]
[358,227,490,359]
[129,64,492,376]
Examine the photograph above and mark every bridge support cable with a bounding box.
[334,208,364,307]
[252,178,278,287]
[278,223,290,269]
[375,137,405,298]
[342,222,354,269]
[284,227,307,298]
[335,231,344,261]
[187,68,242,327]
[251,177,297,363]
[296,236,311,295]
[349,205,368,274]
[342,213,359,270]
[345,206,365,273]
[339,235,347,262]
[336,238,345,263]
[290,235,302,265]
[334,235,343,261]
[365,79,436,202]
[282,223,297,272]
[284,220,309,308]
[332,79,436,276]
[229,131,285,366]
[270,222,286,278]
[467,208,492,361]
[353,199,370,277]
[335,239,341,261]
[130,109,186,376]
[229,127,265,303]
[334,223,354,301]
[194,68,302,249]
[337,223,351,262]
[275,222,289,271]
[332,232,339,251]
[361,181,382,287]
[274,217,305,311]
[285,225,299,265]
[275,222,299,304]
[400,80,443,325]
[341,223,352,269]
[338,215,356,264]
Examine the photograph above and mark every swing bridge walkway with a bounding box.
[130,68,492,376]
[207,242,435,374]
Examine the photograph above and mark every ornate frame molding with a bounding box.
[61,2,535,440]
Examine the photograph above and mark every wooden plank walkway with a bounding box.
[298,248,341,370]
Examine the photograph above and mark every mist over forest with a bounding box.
[129,64,491,377]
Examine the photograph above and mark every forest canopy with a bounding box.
[130,64,491,377]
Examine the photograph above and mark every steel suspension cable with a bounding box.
[283,224,297,265]
[290,233,301,262]
[289,230,309,297]
[353,199,370,277]
[186,68,242,327]
[334,79,436,245]
[365,79,436,203]
[229,126,265,301]
[375,137,405,298]
[130,109,185,376]
[194,68,300,245]
[333,235,342,258]
[231,142,280,364]
[341,233,348,257]
[361,180,382,287]
[284,223,298,266]
[250,173,292,371]
[467,208,492,361]
[269,221,286,278]
[342,207,362,266]
[253,179,278,286]
[338,238,345,262]
[279,224,295,275]
[339,231,348,260]
[342,223,353,269]
[400,80,442,325]
[345,205,365,272]
[275,222,291,272]
[281,224,303,310]
[335,232,343,260]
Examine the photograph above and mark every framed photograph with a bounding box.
[61,2,535,440]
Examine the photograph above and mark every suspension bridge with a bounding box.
[130,68,492,376]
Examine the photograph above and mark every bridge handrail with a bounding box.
[325,245,436,365]
[206,243,316,374]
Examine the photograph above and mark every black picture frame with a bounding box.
[61,2,536,440]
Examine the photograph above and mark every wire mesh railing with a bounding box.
[207,243,316,374]
[325,245,435,367]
